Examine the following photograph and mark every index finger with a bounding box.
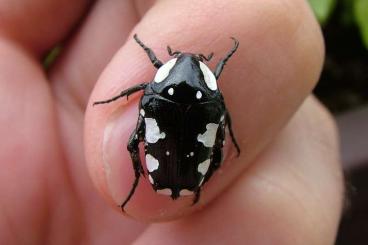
[84,0,324,221]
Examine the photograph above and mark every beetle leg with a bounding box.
[192,121,225,205]
[134,34,163,69]
[214,37,239,79]
[192,146,223,205]
[93,83,147,106]
[225,110,241,156]
[120,115,145,212]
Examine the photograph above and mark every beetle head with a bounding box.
[151,53,219,104]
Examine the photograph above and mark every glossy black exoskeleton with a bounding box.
[94,34,240,212]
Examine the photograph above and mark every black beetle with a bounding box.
[94,34,240,212]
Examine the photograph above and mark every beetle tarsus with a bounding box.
[214,37,239,79]
[93,83,147,106]
[120,174,140,212]
[134,34,163,69]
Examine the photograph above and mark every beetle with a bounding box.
[94,34,240,212]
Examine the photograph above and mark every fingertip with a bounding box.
[85,0,327,223]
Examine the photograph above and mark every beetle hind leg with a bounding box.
[191,124,225,205]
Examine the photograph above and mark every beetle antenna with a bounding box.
[167,46,181,57]
[198,52,214,62]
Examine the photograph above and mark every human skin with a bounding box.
[0,0,343,244]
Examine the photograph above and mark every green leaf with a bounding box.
[308,0,336,24]
[354,0,368,49]
[43,46,62,69]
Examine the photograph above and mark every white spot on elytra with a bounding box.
[145,118,166,143]
[186,154,189,158]
[154,58,177,83]
[166,151,170,156]
[140,109,145,116]
[190,152,194,156]
[146,154,159,172]
[180,189,194,196]
[198,159,210,175]
[196,91,202,99]
[168,87,174,95]
[148,175,154,184]
[199,61,217,90]
[197,123,219,147]
[157,188,172,196]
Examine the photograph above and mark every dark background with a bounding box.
[312,2,368,244]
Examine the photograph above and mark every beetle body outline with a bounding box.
[94,35,240,212]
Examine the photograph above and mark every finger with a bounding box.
[85,0,324,221]
[134,97,343,245]
[0,0,90,56]
[51,0,140,109]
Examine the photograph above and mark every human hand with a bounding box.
[0,0,343,244]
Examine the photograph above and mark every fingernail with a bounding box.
[102,106,138,205]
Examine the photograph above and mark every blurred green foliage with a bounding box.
[308,0,368,48]
[43,45,62,69]
[354,0,368,48]
[308,0,336,24]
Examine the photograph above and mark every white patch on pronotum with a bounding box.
[168,87,174,95]
[199,61,217,90]
[190,152,194,156]
[196,91,202,99]
[145,118,166,143]
[197,123,219,147]
[154,58,177,83]
[220,114,225,122]
[146,154,159,172]
[180,189,194,196]
[148,174,154,184]
[166,151,170,156]
[198,159,210,175]
[157,188,172,196]
[140,109,145,116]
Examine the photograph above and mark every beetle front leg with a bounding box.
[120,115,145,212]
[214,37,239,79]
[134,34,163,69]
